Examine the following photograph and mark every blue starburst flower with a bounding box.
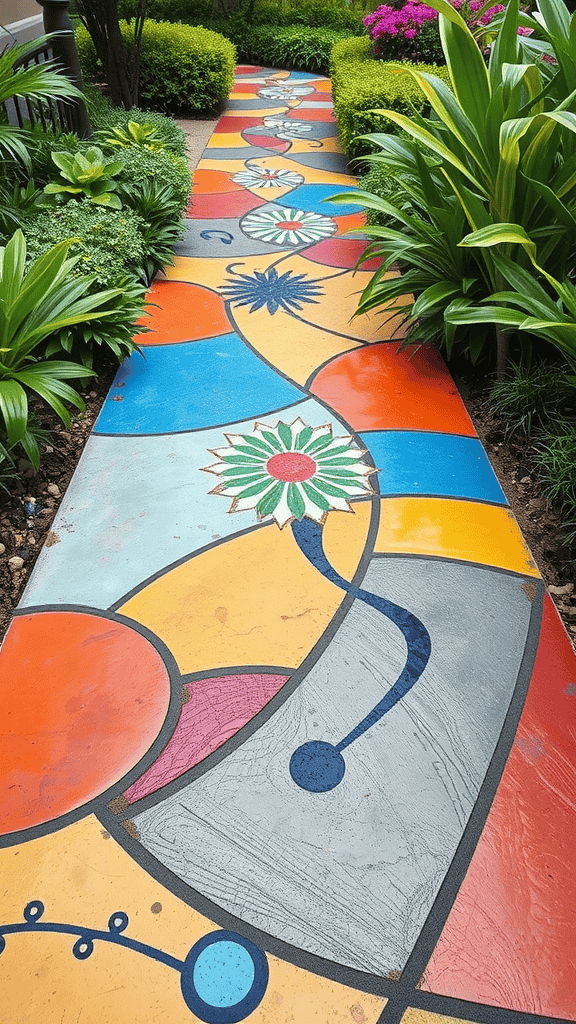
[220,266,324,315]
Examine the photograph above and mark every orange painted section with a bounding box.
[192,169,244,195]
[310,343,477,434]
[422,593,576,1017]
[0,612,171,835]
[138,281,231,344]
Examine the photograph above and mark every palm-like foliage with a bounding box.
[0,230,139,467]
[332,0,576,370]
[0,36,83,167]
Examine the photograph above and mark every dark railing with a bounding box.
[5,0,91,138]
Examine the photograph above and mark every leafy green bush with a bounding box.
[358,160,413,226]
[534,420,576,544]
[22,201,149,365]
[24,126,93,187]
[116,179,185,284]
[76,20,235,114]
[123,0,364,30]
[330,37,449,158]
[214,22,351,74]
[24,201,146,289]
[83,83,187,156]
[113,146,191,209]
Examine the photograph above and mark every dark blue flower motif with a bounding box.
[220,266,323,315]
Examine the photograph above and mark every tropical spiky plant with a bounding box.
[0,35,83,167]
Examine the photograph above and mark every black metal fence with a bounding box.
[4,0,91,138]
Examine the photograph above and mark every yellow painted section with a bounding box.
[289,136,344,154]
[402,1010,475,1024]
[161,252,292,291]
[245,155,356,187]
[262,253,404,341]
[375,497,540,577]
[225,106,287,116]
[208,132,254,148]
[230,299,361,385]
[198,158,263,174]
[0,815,385,1024]
[119,505,372,674]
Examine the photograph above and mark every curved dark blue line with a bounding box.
[291,518,431,751]
[0,921,183,971]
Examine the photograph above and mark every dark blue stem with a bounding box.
[291,518,431,751]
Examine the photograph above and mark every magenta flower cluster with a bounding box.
[363,2,440,40]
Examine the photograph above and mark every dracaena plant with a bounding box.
[0,230,136,469]
[44,147,123,208]
[446,223,576,368]
[332,0,576,373]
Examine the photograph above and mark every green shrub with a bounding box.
[122,0,364,30]
[330,36,449,158]
[358,161,412,226]
[76,20,235,114]
[114,146,191,209]
[534,420,576,545]
[24,201,146,289]
[83,83,187,156]
[211,22,351,74]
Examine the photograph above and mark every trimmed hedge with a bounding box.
[76,20,235,114]
[123,0,364,31]
[330,36,450,159]
[205,22,352,75]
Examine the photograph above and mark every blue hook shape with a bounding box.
[200,230,234,245]
[289,518,432,792]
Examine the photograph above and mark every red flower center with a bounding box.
[267,452,317,482]
[281,220,303,230]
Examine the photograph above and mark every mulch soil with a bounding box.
[1,360,575,646]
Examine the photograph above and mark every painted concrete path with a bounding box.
[1,67,575,1024]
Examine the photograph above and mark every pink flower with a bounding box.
[517,25,533,34]
[404,28,417,37]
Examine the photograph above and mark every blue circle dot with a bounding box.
[192,941,255,1008]
[290,740,345,792]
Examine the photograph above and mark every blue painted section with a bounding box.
[276,183,362,217]
[94,334,303,435]
[290,518,431,791]
[360,431,507,505]
[193,942,255,1007]
[181,931,269,1023]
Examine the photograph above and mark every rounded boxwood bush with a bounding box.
[114,146,192,209]
[330,36,450,159]
[76,20,235,114]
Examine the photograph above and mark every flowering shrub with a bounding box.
[363,0,531,61]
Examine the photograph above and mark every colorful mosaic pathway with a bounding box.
[1,67,575,1024]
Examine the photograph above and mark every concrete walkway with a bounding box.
[1,67,575,1024]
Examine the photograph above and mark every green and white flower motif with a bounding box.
[259,85,314,100]
[240,206,336,247]
[232,166,304,189]
[202,418,375,528]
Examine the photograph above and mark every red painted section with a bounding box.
[285,107,335,121]
[123,673,289,804]
[242,133,290,151]
[423,593,576,1018]
[310,342,477,435]
[0,612,171,834]
[303,237,384,271]
[188,190,267,219]
[137,282,231,344]
[217,115,271,133]
[235,65,264,75]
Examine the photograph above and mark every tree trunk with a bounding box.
[76,0,146,109]
[495,326,508,380]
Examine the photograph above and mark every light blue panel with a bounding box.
[193,943,254,1007]
[361,431,507,505]
[276,183,362,217]
[20,399,344,610]
[94,334,304,436]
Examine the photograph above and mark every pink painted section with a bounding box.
[123,673,289,803]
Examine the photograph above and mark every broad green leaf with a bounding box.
[409,72,490,177]
[438,13,491,142]
[460,222,538,263]
[257,481,284,516]
[489,0,520,89]
[287,482,306,519]
[370,110,488,193]
[0,378,27,446]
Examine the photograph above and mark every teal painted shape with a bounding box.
[361,431,507,505]
[94,334,303,435]
[276,183,362,217]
